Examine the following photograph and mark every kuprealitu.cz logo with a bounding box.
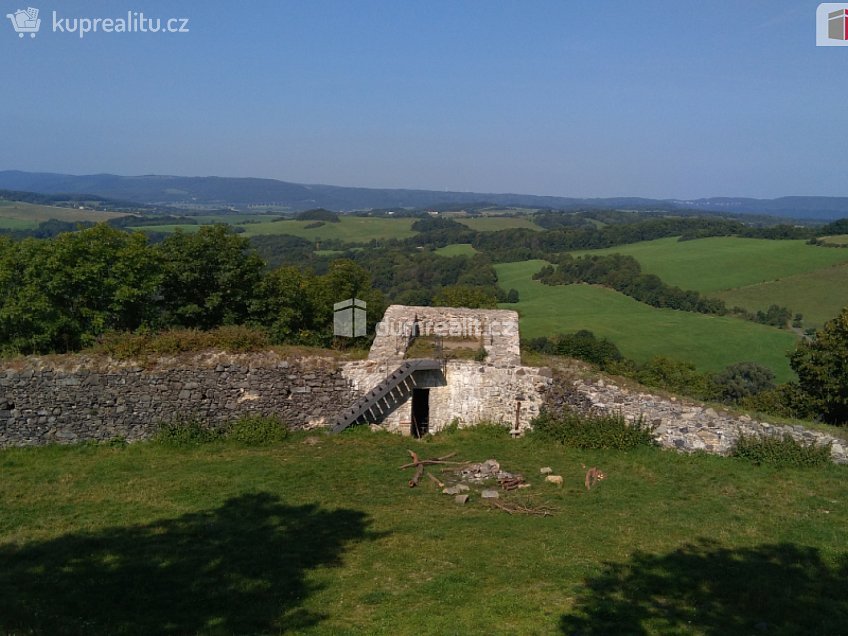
[5,6,190,40]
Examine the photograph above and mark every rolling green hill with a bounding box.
[495,260,798,381]
[572,237,848,293]
[571,237,848,329]
[241,217,417,242]
[0,200,126,229]
[130,216,418,243]
[715,263,848,329]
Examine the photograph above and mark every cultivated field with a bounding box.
[496,260,798,381]
[0,200,127,229]
[0,429,844,635]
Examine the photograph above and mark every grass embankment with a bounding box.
[495,260,798,381]
[0,428,845,635]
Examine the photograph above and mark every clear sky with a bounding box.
[0,0,845,198]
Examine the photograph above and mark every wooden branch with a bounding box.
[401,450,460,487]
[408,464,425,488]
[398,459,466,469]
[488,500,556,517]
[427,472,445,488]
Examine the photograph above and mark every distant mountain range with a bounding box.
[1,170,847,220]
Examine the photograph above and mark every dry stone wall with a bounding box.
[547,375,848,464]
[0,353,355,447]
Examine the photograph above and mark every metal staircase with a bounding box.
[331,358,443,433]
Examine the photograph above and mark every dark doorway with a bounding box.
[411,389,429,438]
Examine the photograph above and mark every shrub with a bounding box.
[790,308,848,425]
[94,325,271,359]
[531,411,656,450]
[712,362,775,403]
[635,356,714,399]
[740,382,819,420]
[524,330,623,368]
[473,346,488,362]
[225,415,289,445]
[154,418,221,447]
[731,432,832,467]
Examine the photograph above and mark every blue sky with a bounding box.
[0,1,844,198]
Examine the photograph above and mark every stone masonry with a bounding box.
[545,371,848,464]
[0,352,354,447]
[342,305,550,434]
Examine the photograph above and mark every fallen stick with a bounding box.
[398,451,462,470]
[427,472,445,488]
[488,500,556,517]
[408,463,425,488]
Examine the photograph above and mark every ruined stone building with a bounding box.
[337,305,551,436]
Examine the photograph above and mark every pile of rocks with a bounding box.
[457,458,517,483]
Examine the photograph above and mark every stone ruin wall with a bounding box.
[368,305,522,367]
[546,372,848,464]
[342,359,551,435]
[0,352,355,447]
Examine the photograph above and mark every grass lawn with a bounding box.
[241,217,417,242]
[571,237,848,293]
[457,217,544,232]
[0,429,845,635]
[0,200,127,228]
[434,243,477,257]
[495,260,798,381]
[715,262,848,329]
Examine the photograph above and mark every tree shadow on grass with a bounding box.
[560,539,848,635]
[0,493,378,635]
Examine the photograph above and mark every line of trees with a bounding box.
[533,254,727,315]
[532,254,794,328]
[0,224,384,355]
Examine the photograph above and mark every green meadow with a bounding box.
[572,236,848,293]
[496,260,798,381]
[715,262,848,329]
[0,429,845,635]
[434,243,477,256]
[457,216,543,232]
[819,234,848,246]
[242,216,417,242]
[0,200,127,229]
[129,224,204,234]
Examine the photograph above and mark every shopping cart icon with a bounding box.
[6,7,41,38]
